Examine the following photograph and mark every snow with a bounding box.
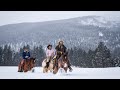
[0,66,120,79]
[99,32,103,37]
[77,16,118,28]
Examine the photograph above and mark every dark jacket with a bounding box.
[22,51,30,59]
[55,45,67,53]
[55,45,67,60]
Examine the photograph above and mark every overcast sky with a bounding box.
[0,11,120,26]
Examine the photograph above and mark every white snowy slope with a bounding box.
[77,16,116,28]
[0,66,120,79]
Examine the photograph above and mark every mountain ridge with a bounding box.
[0,15,120,52]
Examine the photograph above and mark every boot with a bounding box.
[18,68,23,72]
[68,66,73,72]
[67,60,73,72]
[18,70,23,72]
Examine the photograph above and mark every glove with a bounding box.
[25,56,28,58]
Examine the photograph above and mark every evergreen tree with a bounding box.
[7,45,12,65]
[31,45,45,66]
[0,42,114,67]
[68,48,74,65]
[94,42,112,67]
[86,49,94,67]
[2,45,8,65]
[0,46,3,65]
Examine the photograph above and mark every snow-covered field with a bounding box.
[0,66,120,79]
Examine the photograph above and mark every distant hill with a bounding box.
[0,15,120,52]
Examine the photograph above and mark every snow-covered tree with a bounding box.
[94,42,112,67]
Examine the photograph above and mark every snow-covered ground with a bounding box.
[0,66,120,79]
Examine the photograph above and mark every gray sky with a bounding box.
[0,11,120,26]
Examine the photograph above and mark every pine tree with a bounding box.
[31,45,45,66]
[19,47,23,58]
[94,42,112,68]
[1,45,13,65]
[7,45,12,65]
[0,46,3,65]
[26,44,30,50]
[112,47,120,67]
[38,45,45,66]
[3,45,8,65]
[69,48,74,65]
[87,49,94,67]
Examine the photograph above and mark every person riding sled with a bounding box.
[45,44,55,68]
[55,40,73,72]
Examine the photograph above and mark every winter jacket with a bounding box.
[55,45,67,60]
[55,45,67,53]
[22,51,30,59]
[46,49,55,57]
